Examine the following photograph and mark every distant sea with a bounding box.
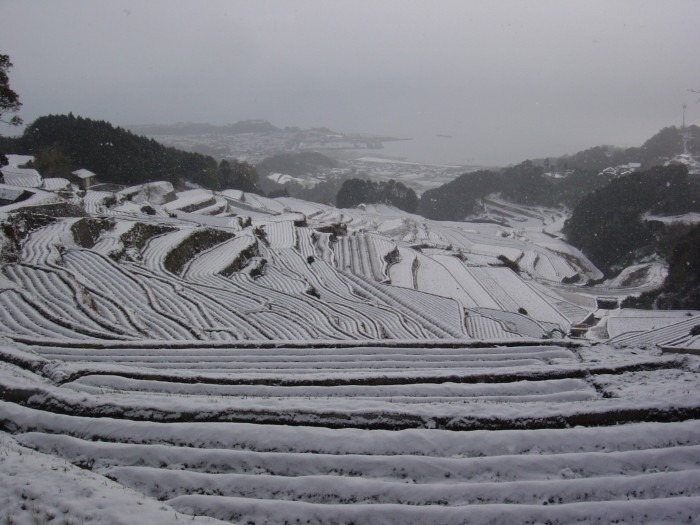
[375,132,498,167]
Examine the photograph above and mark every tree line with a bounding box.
[2,114,261,193]
[336,178,419,213]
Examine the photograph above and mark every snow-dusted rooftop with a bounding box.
[71,168,96,179]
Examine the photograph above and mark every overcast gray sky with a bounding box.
[2,0,699,164]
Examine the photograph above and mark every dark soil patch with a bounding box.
[1,210,58,261]
[220,242,260,277]
[112,223,177,260]
[71,218,115,248]
[163,228,235,275]
[180,197,217,213]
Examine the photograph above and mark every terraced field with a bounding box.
[2,341,700,523]
[1,175,699,523]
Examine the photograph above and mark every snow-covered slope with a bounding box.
[1,173,699,523]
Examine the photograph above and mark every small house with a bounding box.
[70,169,97,189]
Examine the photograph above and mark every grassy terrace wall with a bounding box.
[164,228,234,275]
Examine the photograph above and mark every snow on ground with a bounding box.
[41,177,70,191]
[1,175,700,523]
[605,309,700,339]
[0,431,223,525]
[119,181,174,205]
[267,172,306,185]
[218,189,244,201]
[2,339,700,524]
[0,185,58,213]
[1,155,42,189]
[644,211,700,225]
[163,189,215,213]
[91,220,137,256]
[603,262,667,290]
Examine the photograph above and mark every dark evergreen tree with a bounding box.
[217,159,259,192]
[7,114,262,193]
[336,178,372,208]
[564,165,699,275]
[418,170,501,220]
[336,178,418,213]
[500,161,552,205]
[0,53,22,167]
[256,152,338,178]
[657,225,700,309]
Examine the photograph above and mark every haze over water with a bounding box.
[2,0,699,164]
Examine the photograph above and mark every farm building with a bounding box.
[70,169,97,189]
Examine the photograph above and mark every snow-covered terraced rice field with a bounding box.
[2,337,700,523]
[82,189,115,214]
[0,167,43,188]
[194,195,228,216]
[608,315,700,349]
[0,217,476,344]
[520,249,574,282]
[41,177,70,191]
[182,234,256,280]
[163,189,217,213]
[387,246,416,288]
[263,220,297,249]
[139,225,198,272]
[91,219,136,256]
[242,193,287,214]
[3,179,700,523]
[464,310,526,340]
[20,218,79,265]
[606,310,700,340]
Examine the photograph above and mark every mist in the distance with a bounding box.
[1,0,699,164]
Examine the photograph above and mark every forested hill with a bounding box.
[563,164,700,308]
[418,161,613,220]
[418,126,700,221]
[418,170,502,220]
[555,125,700,172]
[0,114,261,192]
[336,178,418,213]
[564,164,699,273]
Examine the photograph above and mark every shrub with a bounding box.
[498,254,520,273]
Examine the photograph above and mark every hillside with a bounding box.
[0,114,261,192]
[417,126,700,222]
[1,155,700,522]
[418,161,618,221]
[563,165,700,310]
[552,125,700,172]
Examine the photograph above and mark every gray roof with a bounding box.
[71,168,96,179]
